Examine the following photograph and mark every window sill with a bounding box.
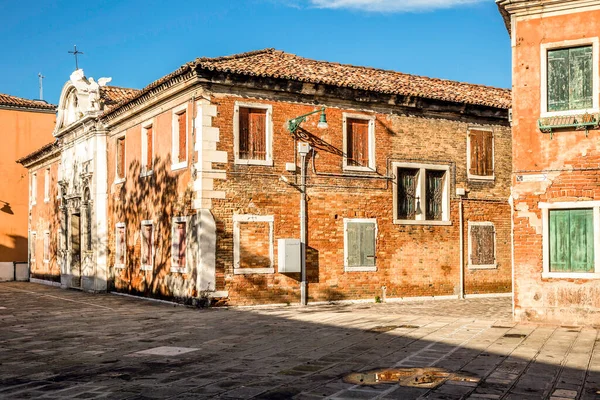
[43,260,49,264]
[234,268,274,275]
[468,175,495,182]
[114,178,126,185]
[393,219,452,226]
[44,198,50,203]
[541,108,599,119]
[171,161,188,171]
[140,170,153,178]
[114,264,126,269]
[468,264,497,270]
[170,267,186,274]
[140,265,153,272]
[235,159,273,167]
[343,165,375,173]
[31,202,36,207]
[345,266,377,272]
[542,271,600,279]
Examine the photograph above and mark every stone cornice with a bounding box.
[497,0,600,36]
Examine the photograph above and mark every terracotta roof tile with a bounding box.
[99,86,140,111]
[0,93,56,111]
[103,49,511,119]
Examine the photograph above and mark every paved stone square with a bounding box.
[0,283,598,399]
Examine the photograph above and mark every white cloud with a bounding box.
[306,0,486,12]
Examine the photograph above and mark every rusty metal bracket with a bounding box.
[538,113,599,139]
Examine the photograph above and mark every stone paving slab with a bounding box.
[0,282,599,399]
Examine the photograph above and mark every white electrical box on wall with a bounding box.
[278,239,301,273]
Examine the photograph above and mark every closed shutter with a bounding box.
[117,138,125,178]
[569,46,593,110]
[146,126,153,169]
[178,222,186,268]
[347,223,360,267]
[117,227,125,265]
[239,107,250,159]
[548,48,570,112]
[360,223,376,267]
[249,109,267,160]
[178,111,187,163]
[469,130,493,177]
[347,118,369,167]
[469,130,480,176]
[470,224,495,266]
[142,225,152,266]
[482,131,493,176]
[550,209,594,272]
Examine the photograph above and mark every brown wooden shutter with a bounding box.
[470,224,495,266]
[239,107,250,159]
[146,126,153,169]
[249,109,267,160]
[178,222,186,268]
[482,131,493,176]
[117,138,125,178]
[178,111,187,163]
[142,225,152,266]
[348,118,369,167]
[470,130,493,177]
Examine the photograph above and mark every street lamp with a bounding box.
[286,107,328,306]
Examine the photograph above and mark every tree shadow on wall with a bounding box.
[110,155,196,301]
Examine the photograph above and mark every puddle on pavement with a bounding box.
[343,367,479,389]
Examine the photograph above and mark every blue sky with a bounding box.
[0,0,511,105]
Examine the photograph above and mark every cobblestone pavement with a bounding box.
[0,283,599,400]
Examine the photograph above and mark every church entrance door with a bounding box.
[70,213,82,288]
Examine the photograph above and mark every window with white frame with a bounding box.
[115,223,126,268]
[343,114,375,171]
[172,104,188,170]
[467,128,494,180]
[140,221,154,271]
[344,219,377,272]
[31,173,37,206]
[393,162,450,225]
[115,135,126,182]
[43,231,50,263]
[234,102,273,165]
[141,120,154,175]
[233,215,274,274]
[30,231,36,262]
[541,38,599,116]
[44,168,50,202]
[171,216,190,273]
[541,202,600,279]
[468,222,496,269]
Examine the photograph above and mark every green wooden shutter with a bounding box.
[550,209,594,272]
[548,49,570,112]
[347,223,360,267]
[569,46,593,111]
[360,223,376,267]
[550,210,571,272]
[569,209,594,272]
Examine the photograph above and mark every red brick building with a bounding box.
[498,0,600,325]
[20,50,512,305]
[0,94,55,281]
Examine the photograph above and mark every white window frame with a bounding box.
[30,231,36,263]
[344,218,378,272]
[540,201,600,279]
[171,216,191,273]
[233,102,273,166]
[140,119,154,177]
[43,231,50,264]
[31,172,37,206]
[140,220,154,271]
[44,168,50,203]
[392,162,451,226]
[342,113,376,172]
[540,37,600,118]
[467,222,497,270]
[171,103,188,171]
[466,127,495,181]
[233,214,275,275]
[114,133,126,184]
[115,222,126,269]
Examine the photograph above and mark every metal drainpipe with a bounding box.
[459,196,465,300]
[300,152,307,306]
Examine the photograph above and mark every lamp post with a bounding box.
[287,107,328,306]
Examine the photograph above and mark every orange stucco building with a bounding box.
[499,0,600,325]
[0,93,55,280]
